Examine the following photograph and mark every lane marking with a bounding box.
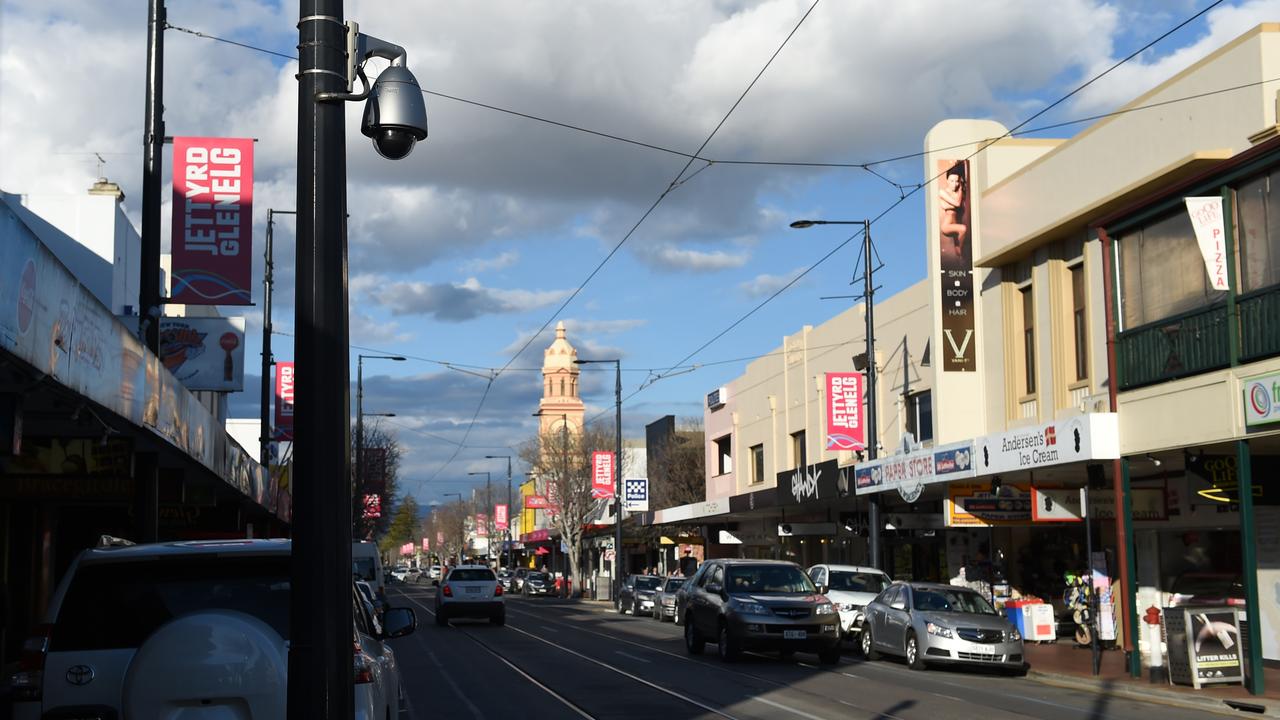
[614,650,651,664]
[752,695,834,720]
[395,591,595,719]
[541,625,558,633]
[503,622,743,719]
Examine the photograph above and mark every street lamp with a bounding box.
[484,455,514,572]
[468,471,492,565]
[356,354,405,536]
[575,358,623,602]
[790,218,882,571]
[443,492,464,563]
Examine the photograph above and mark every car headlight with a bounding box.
[663,598,676,606]
[815,603,836,616]
[926,622,954,638]
[1005,627,1022,642]
[736,600,770,616]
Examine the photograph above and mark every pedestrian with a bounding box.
[679,549,697,578]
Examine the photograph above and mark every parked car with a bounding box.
[428,564,443,580]
[682,559,841,664]
[11,538,417,720]
[522,571,551,596]
[860,581,1025,675]
[652,577,686,622]
[435,565,505,626]
[352,539,387,600]
[497,569,515,591]
[616,574,663,615]
[808,564,891,640]
[356,579,386,623]
[390,564,411,583]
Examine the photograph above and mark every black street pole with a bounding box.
[612,361,622,603]
[290,1,351,718]
[863,220,881,572]
[140,0,165,356]
[261,210,293,468]
[356,356,364,537]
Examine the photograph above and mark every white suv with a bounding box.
[11,539,417,720]
[434,565,504,625]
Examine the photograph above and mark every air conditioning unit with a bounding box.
[706,387,728,410]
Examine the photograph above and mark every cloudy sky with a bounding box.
[2,0,1276,508]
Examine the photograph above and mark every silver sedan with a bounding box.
[860,581,1026,675]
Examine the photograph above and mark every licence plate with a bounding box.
[783,630,807,640]
[974,644,994,655]
[466,587,482,594]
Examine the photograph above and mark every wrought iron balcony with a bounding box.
[1117,304,1230,390]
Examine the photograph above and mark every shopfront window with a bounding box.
[1118,209,1226,329]
[1235,170,1280,292]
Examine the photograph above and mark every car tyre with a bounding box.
[632,599,640,616]
[684,616,704,655]
[818,646,841,665]
[861,624,880,660]
[905,632,927,671]
[717,623,740,662]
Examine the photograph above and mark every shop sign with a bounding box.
[1244,372,1280,426]
[937,158,977,372]
[1186,453,1280,505]
[159,316,246,391]
[854,441,974,496]
[825,372,865,450]
[976,414,1118,475]
[778,459,840,505]
[651,497,730,524]
[946,482,1033,527]
[521,529,550,543]
[1185,197,1231,292]
[524,494,549,509]
[729,487,777,513]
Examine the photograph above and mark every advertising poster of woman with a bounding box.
[937,159,977,371]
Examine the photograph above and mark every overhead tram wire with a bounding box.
[611,0,1231,414]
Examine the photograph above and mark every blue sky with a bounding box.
[3,0,1277,508]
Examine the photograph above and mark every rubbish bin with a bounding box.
[1164,605,1245,689]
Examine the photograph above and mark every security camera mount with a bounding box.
[316,22,408,103]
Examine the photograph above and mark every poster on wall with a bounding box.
[170,137,255,305]
[938,158,976,371]
[159,316,245,391]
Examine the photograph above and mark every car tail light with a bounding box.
[353,640,374,684]
[11,623,51,701]
[494,584,503,596]
[1227,598,1246,607]
[442,584,453,597]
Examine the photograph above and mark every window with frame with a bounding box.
[715,435,732,475]
[790,430,807,470]
[1067,262,1089,382]
[1235,171,1280,292]
[1021,286,1036,395]
[907,391,933,442]
[749,444,764,484]
[1118,209,1226,328]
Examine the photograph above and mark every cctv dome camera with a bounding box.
[361,66,428,160]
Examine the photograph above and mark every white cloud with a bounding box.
[461,250,519,273]
[635,243,751,272]
[350,310,414,345]
[739,267,807,298]
[357,275,571,321]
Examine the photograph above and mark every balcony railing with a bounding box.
[1117,304,1230,390]
[1239,285,1280,362]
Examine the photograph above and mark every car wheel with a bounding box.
[906,632,926,671]
[632,599,640,616]
[717,623,740,662]
[684,616,704,655]
[861,625,880,660]
[818,646,841,665]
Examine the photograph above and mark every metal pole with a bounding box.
[864,220,881,571]
[140,0,165,356]
[613,360,623,603]
[356,356,364,538]
[289,1,351,717]
[1084,486,1101,675]
[1238,440,1265,695]
[506,458,513,573]
[260,210,292,467]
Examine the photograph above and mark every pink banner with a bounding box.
[475,513,489,537]
[400,542,413,556]
[591,451,615,499]
[825,372,865,451]
[274,361,294,441]
[170,137,254,305]
[494,504,509,531]
[421,537,429,551]
[524,494,549,509]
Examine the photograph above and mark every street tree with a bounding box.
[519,422,614,592]
[350,422,403,539]
[648,417,705,509]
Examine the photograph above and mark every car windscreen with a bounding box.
[726,565,815,594]
[664,579,685,592]
[829,571,889,594]
[911,587,997,615]
[353,557,378,582]
[50,556,291,651]
[449,569,496,582]
[634,576,662,591]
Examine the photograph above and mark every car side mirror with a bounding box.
[706,582,724,596]
[816,584,829,595]
[381,607,417,639]
[890,600,907,611]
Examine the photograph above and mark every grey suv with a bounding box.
[682,559,840,664]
